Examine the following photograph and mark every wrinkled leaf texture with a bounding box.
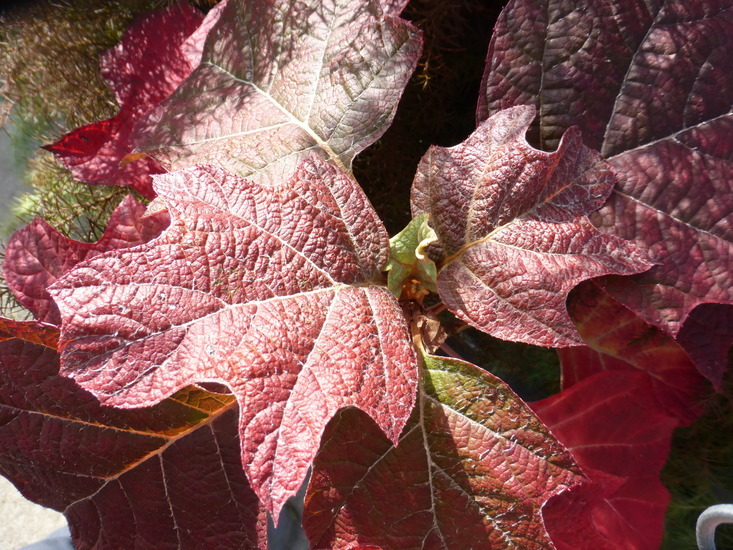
[48,156,417,519]
[44,2,206,197]
[534,371,678,550]
[135,0,423,186]
[0,318,266,549]
[562,280,711,420]
[304,352,583,550]
[480,0,733,358]
[3,195,169,325]
[411,105,651,347]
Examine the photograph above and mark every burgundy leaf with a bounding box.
[532,370,678,550]
[562,280,710,422]
[676,303,733,389]
[304,352,582,549]
[3,195,169,325]
[480,0,733,342]
[411,105,651,347]
[136,0,422,185]
[0,318,266,549]
[44,2,205,197]
[48,156,418,518]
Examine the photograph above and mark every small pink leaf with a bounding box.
[48,156,418,518]
[44,2,205,197]
[480,0,733,342]
[411,106,651,346]
[0,317,266,548]
[533,371,678,550]
[3,195,169,324]
[304,352,582,549]
[136,0,423,185]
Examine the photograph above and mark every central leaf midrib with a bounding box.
[205,62,349,174]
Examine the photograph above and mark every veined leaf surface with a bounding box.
[0,318,265,549]
[48,156,418,518]
[304,352,582,549]
[480,0,733,347]
[411,105,651,346]
[135,0,423,184]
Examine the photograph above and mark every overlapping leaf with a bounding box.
[3,195,169,325]
[411,105,651,346]
[48,156,418,518]
[533,371,678,550]
[0,318,265,549]
[304,351,582,549]
[561,281,710,421]
[480,0,733,349]
[44,2,205,197]
[135,0,422,185]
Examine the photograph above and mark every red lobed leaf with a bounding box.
[304,352,583,549]
[532,370,678,550]
[43,2,206,197]
[135,0,423,185]
[411,105,651,347]
[48,156,418,518]
[0,317,266,549]
[562,280,711,422]
[3,195,169,325]
[479,0,733,356]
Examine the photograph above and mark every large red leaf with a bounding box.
[135,0,422,185]
[411,105,651,347]
[3,195,169,325]
[676,303,733,389]
[43,2,205,197]
[304,352,583,549]
[0,318,266,549]
[479,0,733,351]
[562,281,710,421]
[48,156,418,518]
[532,370,678,550]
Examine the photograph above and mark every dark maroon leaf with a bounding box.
[48,156,418,518]
[562,280,710,422]
[304,352,582,549]
[0,318,266,549]
[532,370,678,550]
[480,0,733,348]
[676,303,733,389]
[44,2,205,197]
[136,0,422,186]
[411,105,651,346]
[3,195,169,324]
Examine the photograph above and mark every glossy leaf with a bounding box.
[136,0,422,185]
[48,156,418,518]
[44,2,205,197]
[0,318,266,549]
[561,281,710,422]
[480,0,733,344]
[411,105,651,346]
[304,352,583,549]
[533,371,678,550]
[3,196,169,325]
